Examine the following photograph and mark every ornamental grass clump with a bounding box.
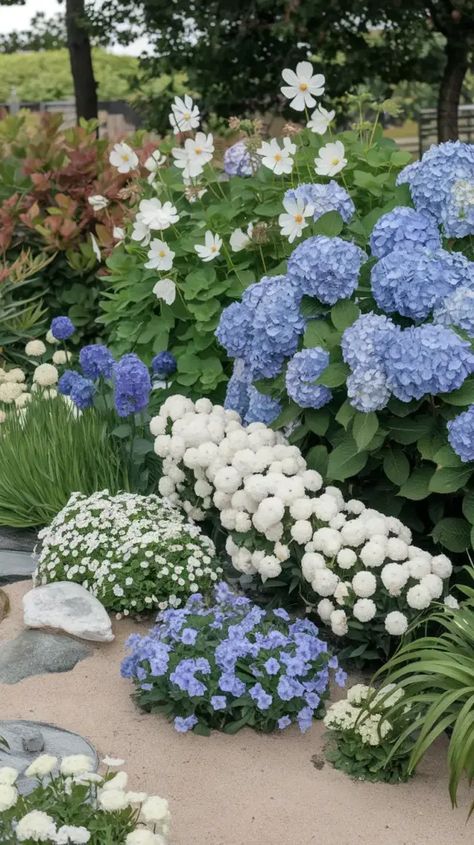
[36,491,222,615]
[122,581,345,735]
[0,753,170,844]
[324,683,414,784]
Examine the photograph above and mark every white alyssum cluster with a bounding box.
[36,490,222,615]
[151,395,454,639]
[324,683,404,746]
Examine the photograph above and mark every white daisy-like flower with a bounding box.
[307,104,335,134]
[257,137,296,175]
[170,94,200,133]
[130,216,151,245]
[314,140,347,176]
[278,196,314,243]
[109,141,139,173]
[172,132,214,179]
[281,61,325,111]
[112,226,125,242]
[88,194,108,211]
[194,230,222,262]
[137,198,179,230]
[229,223,254,252]
[145,239,175,271]
[144,149,167,172]
[153,278,176,305]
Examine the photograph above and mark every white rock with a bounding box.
[23,582,114,642]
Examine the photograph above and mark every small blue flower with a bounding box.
[210,695,227,711]
[51,316,75,340]
[113,353,151,417]
[70,374,96,410]
[249,682,273,710]
[277,715,292,730]
[264,658,281,676]
[181,628,198,645]
[79,344,115,379]
[335,668,347,687]
[285,347,332,409]
[448,405,474,462]
[223,141,254,177]
[297,705,314,733]
[273,608,290,621]
[174,715,198,733]
[152,351,177,378]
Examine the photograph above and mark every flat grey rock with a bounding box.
[0,630,91,684]
[0,526,37,552]
[23,582,114,642]
[0,549,36,585]
[0,720,98,794]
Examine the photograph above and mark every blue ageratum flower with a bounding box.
[371,246,474,321]
[341,312,398,371]
[152,351,177,378]
[399,141,474,237]
[244,386,281,425]
[285,348,332,409]
[346,367,391,412]
[51,316,75,341]
[448,406,474,463]
[223,141,254,177]
[383,324,474,402]
[284,181,355,223]
[287,236,367,305]
[79,344,115,380]
[57,369,82,397]
[434,287,474,337]
[69,374,96,410]
[113,353,151,417]
[369,206,441,259]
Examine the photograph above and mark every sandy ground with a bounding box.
[0,581,471,845]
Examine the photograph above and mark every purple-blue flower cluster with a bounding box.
[113,353,152,417]
[371,246,474,321]
[434,287,474,336]
[284,181,355,223]
[69,374,96,410]
[223,141,254,177]
[79,344,115,380]
[369,207,440,259]
[287,236,367,305]
[245,385,282,425]
[152,351,177,378]
[285,348,332,409]
[447,405,474,462]
[50,316,75,341]
[341,313,398,412]
[121,582,343,735]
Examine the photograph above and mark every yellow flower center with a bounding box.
[183,112,190,120]
[274,153,282,162]
[195,147,203,155]
[210,245,218,252]
[159,250,166,257]
[121,154,130,162]
[294,213,304,224]
[299,82,309,91]
[331,157,340,166]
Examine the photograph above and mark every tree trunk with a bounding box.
[437,36,469,142]
[65,0,98,122]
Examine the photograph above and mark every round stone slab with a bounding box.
[0,720,98,794]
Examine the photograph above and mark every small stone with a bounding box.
[22,728,44,753]
[0,550,36,585]
[0,630,91,684]
[23,582,114,642]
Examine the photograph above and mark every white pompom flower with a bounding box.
[353,598,377,623]
[384,611,409,636]
[352,571,377,598]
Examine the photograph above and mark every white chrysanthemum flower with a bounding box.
[336,548,357,570]
[359,541,386,568]
[291,519,313,544]
[214,466,242,494]
[352,571,377,598]
[281,61,325,111]
[307,104,335,134]
[340,519,366,547]
[52,350,72,365]
[407,557,432,580]
[330,608,348,636]
[194,230,222,262]
[126,829,161,845]
[145,239,175,271]
[312,568,339,597]
[0,766,18,785]
[302,469,323,492]
[384,610,409,636]
[102,771,128,791]
[141,795,170,823]
[312,527,342,557]
[431,554,453,579]
[353,598,377,622]
[33,363,59,387]
[314,140,347,176]
[25,339,46,357]
[278,196,314,243]
[317,597,335,622]
[312,493,339,522]
[98,788,130,811]
[289,497,313,520]
[301,552,325,582]
[0,783,17,811]
[55,825,91,844]
[60,755,94,776]
[444,595,459,610]
[406,584,432,610]
[150,415,167,436]
[420,573,443,599]
[257,137,296,175]
[380,563,408,596]
[109,141,139,173]
[16,810,57,841]
[385,538,409,561]
[25,754,58,778]
[346,499,365,515]
[0,381,24,403]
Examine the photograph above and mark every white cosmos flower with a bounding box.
[138,198,179,230]
[194,230,222,262]
[172,132,214,179]
[170,94,200,133]
[229,223,254,252]
[88,194,108,211]
[90,233,101,261]
[257,137,296,175]
[314,140,347,176]
[109,141,139,173]
[113,226,125,242]
[278,197,314,243]
[153,278,176,305]
[281,61,325,111]
[144,150,167,172]
[307,104,335,134]
[131,216,151,245]
[145,239,175,271]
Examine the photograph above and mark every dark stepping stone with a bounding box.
[0,550,36,585]
[0,720,98,794]
[0,630,92,684]
[0,527,38,552]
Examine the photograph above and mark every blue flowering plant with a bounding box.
[122,582,346,735]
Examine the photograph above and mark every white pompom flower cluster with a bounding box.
[36,490,222,615]
[151,395,453,645]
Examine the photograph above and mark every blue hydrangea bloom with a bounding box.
[400,141,474,237]
[285,347,332,409]
[51,316,75,340]
[223,141,254,177]
[69,374,96,410]
[371,247,474,321]
[342,312,399,371]
[216,300,255,359]
[57,369,81,397]
[79,344,115,380]
[384,324,474,401]
[447,405,474,462]
[113,353,151,417]
[433,287,474,336]
[152,351,177,378]
[396,160,421,188]
[284,181,355,223]
[287,236,367,305]
[244,386,281,425]
[369,206,441,259]
[440,178,474,238]
[346,367,391,412]
[224,359,253,420]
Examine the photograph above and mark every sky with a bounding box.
[0,0,148,54]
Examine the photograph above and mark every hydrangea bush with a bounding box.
[324,683,414,783]
[35,491,222,614]
[0,753,169,844]
[151,395,455,660]
[122,581,345,735]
